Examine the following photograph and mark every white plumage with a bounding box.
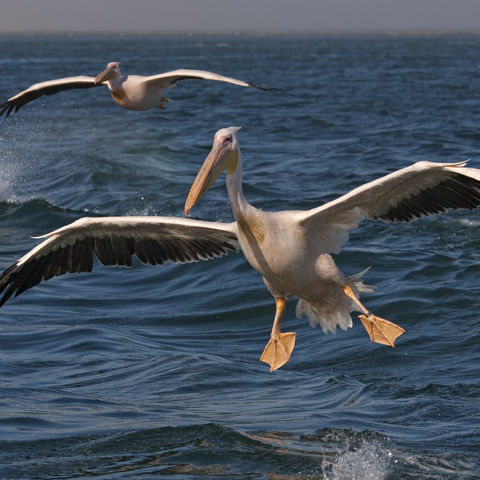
[1,127,480,371]
[0,61,273,116]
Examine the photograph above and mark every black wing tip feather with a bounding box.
[0,229,239,307]
[0,237,95,307]
[1,91,43,117]
[0,262,21,306]
[0,101,14,117]
[379,172,480,223]
[172,74,290,95]
[1,97,38,117]
[1,81,100,117]
[247,82,291,95]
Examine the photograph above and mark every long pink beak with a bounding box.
[184,142,230,215]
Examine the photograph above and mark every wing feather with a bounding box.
[144,69,273,91]
[300,161,480,254]
[0,216,239,306]
[0,76,101,116]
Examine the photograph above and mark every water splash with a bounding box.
[330,437,391,480]
[0,124,47,204]
[0,138,25,203]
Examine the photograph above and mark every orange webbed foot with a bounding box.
[260,332,296,372]
[358,313,405,347]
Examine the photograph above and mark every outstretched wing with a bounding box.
[0,76,101,116]
[298,160,480,254]
[144,68,275,92]
[0,216,239,306]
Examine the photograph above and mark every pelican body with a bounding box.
[0,62,273,116]
[185,128,411,369]
[2,127,480,371]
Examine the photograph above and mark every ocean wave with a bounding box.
[0,198,101,239]
[0,423,476,479]
[0,197,74,214]
[1,34,480,479]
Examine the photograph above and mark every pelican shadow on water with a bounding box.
[1,127,480,371]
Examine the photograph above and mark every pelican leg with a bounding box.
[157,97,171,110]
[342,285,405,347]
[260,298,296,372]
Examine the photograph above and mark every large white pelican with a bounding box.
[1,127,480,371]
[0,62,274,116]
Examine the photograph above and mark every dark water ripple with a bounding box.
[0,34,480,479]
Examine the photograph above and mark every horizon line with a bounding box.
[1,28,480,37]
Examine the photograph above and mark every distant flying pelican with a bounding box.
[0,61,274,116]
[2,127,480,371]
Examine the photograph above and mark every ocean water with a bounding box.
[0,33,479,479]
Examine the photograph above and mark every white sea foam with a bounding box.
[330,438,391,480]
[457,218,480,228]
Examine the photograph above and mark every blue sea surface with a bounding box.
[0,33,479,479]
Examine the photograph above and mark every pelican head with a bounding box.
[94,62,121,85]
[185,126,241,215]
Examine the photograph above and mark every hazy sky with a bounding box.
[2,0,480,33]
